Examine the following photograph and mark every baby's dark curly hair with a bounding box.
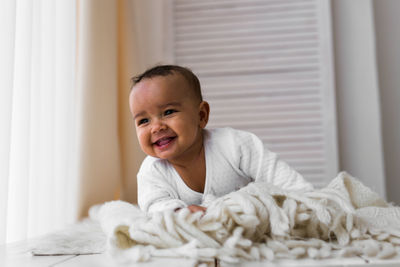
[131,65,203,102]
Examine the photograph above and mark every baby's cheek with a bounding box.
[137,131,149,147]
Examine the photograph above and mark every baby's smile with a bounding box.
[153,135,177,150]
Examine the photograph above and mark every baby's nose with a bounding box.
[151,119,167,133]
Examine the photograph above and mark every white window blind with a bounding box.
[171,0,338,186]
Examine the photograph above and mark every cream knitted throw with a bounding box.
[95,172,400,263]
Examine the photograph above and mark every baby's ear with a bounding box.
[198,101,210,128]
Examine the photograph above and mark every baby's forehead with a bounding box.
[133,73,195,98]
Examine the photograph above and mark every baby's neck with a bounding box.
[171,144,206,193]
[168,133,206,193]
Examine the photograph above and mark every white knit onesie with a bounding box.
[137,127,314,213]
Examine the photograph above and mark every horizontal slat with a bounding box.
[195,65,319,77]
[174,1,315,19]
[176,32,318,51]
[202,74,320,86]
[211,121,323,133]
[286,159,326,167]
[248,125,323,136]
[263,135,325,145]
[208,117,322,128]
[177,48,319,65]
[279,154,325,164]
[210,119,322,131]
[175,24,317,42]
[176,30,316,44]
[204,87,321,96]
[272,150,325,160]
[260,148,320,156]
[303,172,327,179]
[201,71,321,84]
[177,41,316,56]
[307,176,326,181]
[174,0,313,11]
[210,108,322,120]
[270,151,325,160]
[191,64,320,77]
[208,107,322,117]
[206,101,323,113]
[263,142,324,153]
[185,57,319,76]
[175,9,315,30]
[293,166,325,175]
[206,89,321,100]
[175,17,317,35]
[277,151,325,160]
[210,103,321,115]
[174,32,318,52]
[203,78,321,91]
[177,42,319,59]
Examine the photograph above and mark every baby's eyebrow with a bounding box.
[158,102,182,108]
[133,111,146,120]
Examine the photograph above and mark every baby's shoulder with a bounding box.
[138,156,171,175]
[206,127,257,144]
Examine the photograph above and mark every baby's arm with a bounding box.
[138,172,207,213]
[137,172,187,213]
[236,130,314,192]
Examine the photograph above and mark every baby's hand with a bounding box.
[187,205,207,213]
[174,205,207,213]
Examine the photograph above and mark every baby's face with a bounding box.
[129,74,208,162]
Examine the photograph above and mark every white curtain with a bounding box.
[0,0,77,244]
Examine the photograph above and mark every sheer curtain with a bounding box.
[0,0,169,245]
[0,0,77,244]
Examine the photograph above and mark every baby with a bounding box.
[129,65,313,214]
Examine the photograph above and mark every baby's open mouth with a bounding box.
[154,136,176,147]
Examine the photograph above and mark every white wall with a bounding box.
[331,0,387,198]
[373,0,400,205]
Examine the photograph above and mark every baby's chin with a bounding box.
[146,149,172,160]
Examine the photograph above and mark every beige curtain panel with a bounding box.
[75,0,170,218]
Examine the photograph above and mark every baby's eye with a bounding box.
[164,109,176,116]
[137,118,149,126]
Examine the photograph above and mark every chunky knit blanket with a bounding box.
[31,172,400,264]
[92,172,400,263]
